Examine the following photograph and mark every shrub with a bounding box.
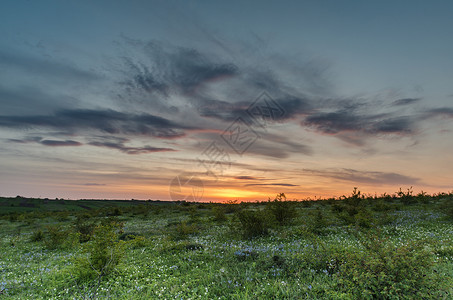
[44,225,78,250]
[224,200,240,214]
[171,221,198,239]
[73,214,96,243]
[334,231,443,299]
[372,199,392,212]
[211,205,227,222]
[307,207,329,235]
[397,187,417,205]
[72,220,126,281]
[29,229,44,242]
[236,209,269,239]
[55,211,70,221]
[266,193,296,226]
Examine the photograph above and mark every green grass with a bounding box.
[1,192,453,299]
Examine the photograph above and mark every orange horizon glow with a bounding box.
[3,182,451,203]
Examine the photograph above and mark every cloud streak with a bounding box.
[0,109,194,139]
[244,183,299,187]
[7,136,175,155]
[303,168,420,186]
[87,141,175,154]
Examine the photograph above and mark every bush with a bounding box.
[171,221,198,239]
[333,231,443,299]
[72,220,126,281]
[397,187,417,205]
[211,206,227,222]
[307,207,329,235]
[73,214,96,243]
[266,193,296,226]
[236,209,269,239]
[29,229,44,242]
[44,225,78,250]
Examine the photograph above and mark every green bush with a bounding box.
[171,221,198,239]
[307,207,329,235]
[235,209,269,239]
[72,220,126,281]
[334,232,442,299]
[44,225,78,250]
[266,193,296,226]
[397,187,417,205]
[211,205,227,222]
[73,214,96,243]
[29,229,44,242]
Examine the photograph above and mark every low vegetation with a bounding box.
[0,189,452,298]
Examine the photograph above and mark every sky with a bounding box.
[1,0,453,202]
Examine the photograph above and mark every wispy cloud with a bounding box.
[7,136,174,155]
[87,141,175,154]
[121,41,238,96]
[0,109,194,138]
[244,183,299,187]
[234,176,259,180]
[392,98,421,106]
[425,107,453,118]
[303,168,420,186]
[40,140,82,147]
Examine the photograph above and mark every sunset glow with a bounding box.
[1,1,453,202]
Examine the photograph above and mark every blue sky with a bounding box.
[1,0,453,201]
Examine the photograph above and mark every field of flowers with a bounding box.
[1,192,453,299]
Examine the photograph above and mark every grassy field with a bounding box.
[1,190,453,299]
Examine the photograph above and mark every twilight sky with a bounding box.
[1,0,453,202]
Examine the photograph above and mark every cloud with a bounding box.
[7,135,174,155]
[0,109,193,139]
[303,108,416,137]
[198,95,312,123]
[234,176,259,180]
[87,141,175,154]
[369,117,414,134]
[40,140,82,146]
[425,107,453,118]
[244,183,299,187]
[303,168,420,186]
[83,183,107,186]
[392,98,421,106]
[122,41,238,95]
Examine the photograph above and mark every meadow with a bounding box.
[1,189,453,299]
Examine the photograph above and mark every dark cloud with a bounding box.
[425,107,453,118]
[122,41,238,95]
[198,95,312,125]
[392,98,421,106]
[303,168,420,186]
[304,110,366,134]
[303,109,415,136]
[40,140,82,147]
[8,136,42,144]
[87,141,175,154]
[0,109,193,139]
[369,117,413,134]
[244,183,299,187]
[234,176,258,180]
[6,134,175,155]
